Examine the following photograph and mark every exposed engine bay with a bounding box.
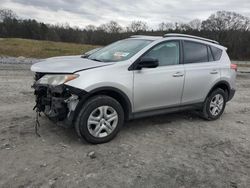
[32,72,85,128]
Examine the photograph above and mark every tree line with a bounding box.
[0,9,250,60]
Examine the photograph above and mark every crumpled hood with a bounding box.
[31,55,112,73]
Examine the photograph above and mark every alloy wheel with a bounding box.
[209,94,224,116]
[87,106,118,138]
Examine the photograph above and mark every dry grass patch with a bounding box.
[0,38,100,58]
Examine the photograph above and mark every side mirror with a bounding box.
[136,57,159,70]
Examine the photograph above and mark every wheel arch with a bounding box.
[74,87,132,121]
[206,80,231,101]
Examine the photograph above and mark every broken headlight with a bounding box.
[36,74,79,86]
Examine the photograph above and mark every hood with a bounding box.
[31,55,112,73]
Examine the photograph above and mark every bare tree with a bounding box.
[158,22,175,31]
[0,9,17,21]
[127,21,148,32]
[107,21,123,33]
[174,22,192,31]
[97,21,122,33]
[202,11,250,31]
[189,19,202,31]
[85,25,97,31]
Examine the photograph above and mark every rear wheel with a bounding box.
[75,95,124,144]
[201,88,226,120]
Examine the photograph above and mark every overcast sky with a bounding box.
[1,0,250,28]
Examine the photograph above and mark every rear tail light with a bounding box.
[230,64,237,71]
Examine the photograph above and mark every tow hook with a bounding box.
[64,94,79,112]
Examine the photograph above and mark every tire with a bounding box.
[201,88,226,120]
[75,95,124,144]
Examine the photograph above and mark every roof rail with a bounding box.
[164,33,219,44]
[130,35,162,39]
[130,35,148,38]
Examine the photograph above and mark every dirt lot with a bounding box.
[0,63,249,188]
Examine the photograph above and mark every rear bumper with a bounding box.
[228,89,236,101]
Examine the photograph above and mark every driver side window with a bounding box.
[144,41,180,66]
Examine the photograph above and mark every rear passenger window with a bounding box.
[210,46,223,61]
[184,41,208,64]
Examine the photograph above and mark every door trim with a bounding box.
[130,102,203,120]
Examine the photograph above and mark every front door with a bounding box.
[133,40,185,112]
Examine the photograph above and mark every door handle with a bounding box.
[173,72,184,77]
[210,70,218,74]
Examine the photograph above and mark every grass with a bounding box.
[0,38,100,58]
[238,64,250,67]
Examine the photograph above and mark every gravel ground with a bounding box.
[0,56,42,64]
[0,63,250,188]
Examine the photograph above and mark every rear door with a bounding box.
[133,40,185,112]
[181,40,221,104]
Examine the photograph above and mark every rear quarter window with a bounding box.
[210,46,223,61]
[183,41,208,64]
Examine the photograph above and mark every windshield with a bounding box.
[87,39,152,62]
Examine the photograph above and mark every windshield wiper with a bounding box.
[81,54,89,58]
[89,58,103,62]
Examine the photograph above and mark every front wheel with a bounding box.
[75,95,124,144]
[201,88,226,120]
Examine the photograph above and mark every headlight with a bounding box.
[36,74,79,86]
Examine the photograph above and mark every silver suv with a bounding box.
[31,33,237,144]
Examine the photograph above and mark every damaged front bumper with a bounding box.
[32,74,86,127]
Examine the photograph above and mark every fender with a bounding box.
[73,86,133,121]
[205,80,231,101]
